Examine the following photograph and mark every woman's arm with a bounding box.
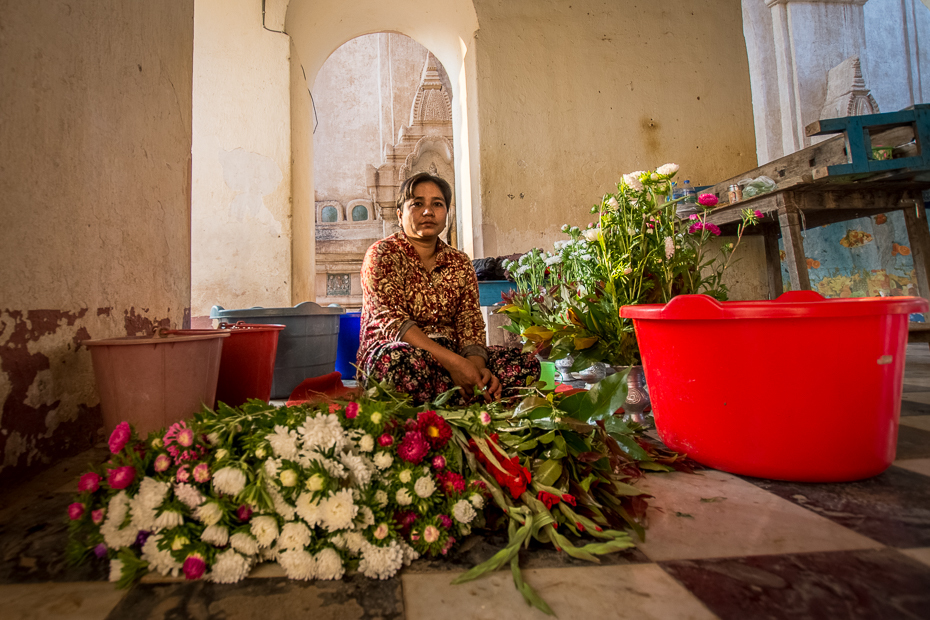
[402,325,500,401]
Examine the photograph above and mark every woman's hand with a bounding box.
[475,366,502,402]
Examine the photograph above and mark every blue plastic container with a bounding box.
[335,312,362,379]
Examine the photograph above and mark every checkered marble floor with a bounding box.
[2,347,929,619]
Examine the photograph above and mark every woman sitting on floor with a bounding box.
[357,172,539,404]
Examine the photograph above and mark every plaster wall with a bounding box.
[191,0,293,317]
[291,37,316,304]
[472,0,757,258]
[0,1,194,479]
[864,0,930,112]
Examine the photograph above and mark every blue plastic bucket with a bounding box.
[335,312,362,379]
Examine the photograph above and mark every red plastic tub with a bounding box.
[169,322,284,407]
[620,291,928,482]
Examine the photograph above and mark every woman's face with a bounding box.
[397,180,448,242]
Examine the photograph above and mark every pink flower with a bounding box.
[698,193,719,207]
[183,553,207,580]
[176,465,190,483]
[108,422,131,454]
[439,471,466,494]
[192,463,211,483]
[705,223,722,236]
[417,411,452,448]
[397,431,430,464]
[374,523,389,540]
[177,428,194,448]
[424,525,440,543]
[478,411,492,426]
[67,502,85,520]
[107,466,135,490]
[688,222,703,234]
[441,536,456,555]
[153,454,171,473]
[78,472,101,493]
[164,421,202,463]
[438,514,452,529]
[431,455,446,470]
[236,504,253,522]
[378,434,394,448]
[345,402,359,419]
[93,543,108,558]
[753,210,764,219]
[688,214,700,221]
[92,509,105,525]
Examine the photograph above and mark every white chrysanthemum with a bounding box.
[108,558,124,583]
[295,492,322,528]
[259,546,278,562]
[195,501,224,526]
[342,531,366,554]
[298,451,347,478]
[358,435,375,452]
[264,458,281,479]
[607,196,620,209]
[277,522,312,551]
[664,236,675,259]
[319,489,358,532]
[278,549,317,581]
[544,255,561,266]
[373,451,393,470]
[137,477,170,508]
[357,505,375,528]
[374,490,389,507]
[208,549,252,584]
[267,425,299,460]
[656,163,679,176]
[468,493,485,509]
[297,413,346,452]
[622,171,645,191]
[154,509,184,530]
[250,515,279,548]
[305,474,325,492]
[583,228,601,243]
[175,483,205,509]
[398,470,412,484]
[141,535,182,577]
[201,524,229,547]
[212,466,247,496]
[315,547,345,580]
[414,476,436,499]
[279,469,298,487]
[395,488,413,506]
[358,541,405,580]
[265,480,296,521]
[101,492,136,549]
[452,499,477,524]
[341,452,372,488]
[401,541,420,565]
[230,532,259,556]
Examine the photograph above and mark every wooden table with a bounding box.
[704,106,930,305]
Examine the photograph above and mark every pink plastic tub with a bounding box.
[620,291,928,482]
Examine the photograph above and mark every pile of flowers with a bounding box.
[67,375,691,614]
[497,163,762,368]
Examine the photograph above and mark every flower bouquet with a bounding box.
[498,164,762,370]
[67,374,691,614]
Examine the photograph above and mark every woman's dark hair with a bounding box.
[396,172,452,210]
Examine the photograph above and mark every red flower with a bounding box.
[345,402,359,419]
[78,472,101,493]
[468,434,532,499]
[378,433,394,447]
[417,411,452,449]
[107,466,136,490]
[439,471,466,495]
[576,521,585,532]
[236,504,253,522]
[561,493,576,506]
[108,422,131,454]
[183,553,207,580]
[397,431,430,464]
[439,515,453,529]
[67,502,85,520]
[537,491,561,509]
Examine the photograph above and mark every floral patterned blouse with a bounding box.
[357,232,487,366]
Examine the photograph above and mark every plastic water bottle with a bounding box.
[681,180,696,206]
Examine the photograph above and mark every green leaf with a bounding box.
[638,461,673,472]
[511,556,555,616]
[609,434,651,462]
[534,459,563,487]
[602,415,632,436]
[515,439,538,451]
[561,431,590,455]
[514,396,551,418]
[537,431,557,444]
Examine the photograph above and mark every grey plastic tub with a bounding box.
[210,302,344,399]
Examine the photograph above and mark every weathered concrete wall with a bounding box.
[191,0,292,318]
[473,0,757,258]
[291,36,316,304]
[0,1,194,480]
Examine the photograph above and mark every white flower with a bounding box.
[401,541,420,566]
[622,171,645,191]
[295,490,322,528]
[452,499,477,524]
[341,452,372,488]
[373,451,393,470]
[468,493,485,509]
[174,483,205,509]
[358,435,375,452]
[560,224,570,232]
[208,549,251,584]
[395,488,413,506]
[278,549,317,580]
[314,547,345,580]
[623,267,633,276]
[213,467,247,496]
[250,515,279,548]
[319,489,358,532]
[154,509,185,530]
[142,535,182,577]
[370,411,382,424]
[607,196,620,209]
[101,492,136,549]
[206,432,221,445]
[583,228,601,243]
[544,255,561,266]
[656,163,679,177]
[267,425,299,460]
[279,469,298,487]
[108,558,124,583]
[265,480,296,521]
[298,413,346,452]
[230,532,259,556]
[414,476,436,499]
[358,540,405,580]
[195,500,224,526]
[357,505,375,528]
[665,236,675,259]
[136,477,170,509]
[398,469,412,484]
[277,522,312,551]
[374,490,389,507]
[201,525,229,547]
[305,473,325,492]
[342,531,367,554]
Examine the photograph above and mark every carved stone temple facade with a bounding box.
[313,35,455,308]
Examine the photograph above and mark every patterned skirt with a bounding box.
[358,337,540,406]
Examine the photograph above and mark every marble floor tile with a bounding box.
[109,574,404,620]
[631,470,881,562]
[0,581,125,620]
[402,564,718,620]
[742,466,930,548]
[900,547,930,568]
[901,415,930,432]
[896,425,930,460]
[893,457,930,477]
[661,548,930,620]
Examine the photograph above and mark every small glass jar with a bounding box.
[728,184,743,204]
